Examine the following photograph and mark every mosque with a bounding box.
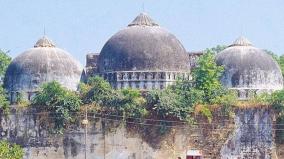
[3,12,283,103]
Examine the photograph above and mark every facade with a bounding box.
[4,36,83,103]
[3,13,284,99]
[87,13,191,90]
[216,36,283,99]
[1,12,284,159]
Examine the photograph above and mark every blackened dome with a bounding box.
[98,13,190,72]
[4,36,83,95]
[216,37,283,90]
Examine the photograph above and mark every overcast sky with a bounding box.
[1,0,284,64]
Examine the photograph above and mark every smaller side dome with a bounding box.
[216,36,283,97]
[4,36,83,103]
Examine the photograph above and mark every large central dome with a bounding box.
[98,13,190,72]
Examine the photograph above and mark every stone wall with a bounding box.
[0,108,194,159]
[0,107,277,159]
[221,108,276,159]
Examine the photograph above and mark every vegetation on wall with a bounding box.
[32,81,82,133]
[268,90,284,143]
[25,46,283,143]
[0,49,11,78]
[0,86,9,114]
[0,140,24,159]
[239,89,284,143]
[0,50,11,114]
[79,50,236,124]
[80,76,148,119]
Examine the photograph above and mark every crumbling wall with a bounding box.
[0,107,277,159]
[221,108,275,159]
[0,108,192,159]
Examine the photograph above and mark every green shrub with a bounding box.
[0,140,24,159]
[146,88,194,121]
[32,81,81,133]
[117,88,147,118]
[80,76,115,106]
[192,50,225,104]
[0,86,9,114]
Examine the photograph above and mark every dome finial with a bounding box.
[128,12,159,27]
[142,2,145,12]
[43,25,46,36]
[34,36,56,48]
[229,36,253,47]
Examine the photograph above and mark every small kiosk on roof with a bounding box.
[186,150,203,159]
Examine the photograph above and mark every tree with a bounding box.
[0,50,11,114]
[170,79,204,107]
[32,81,81,132]
[192,50,225,103]
[146,88,195,121]
[117,88,147,118]
[144,50,237,122]
[80,76,115,105]
[209,45,227,54]
[279,55,284,77]
[0,86,9,114]
[81,76,148,118]
[0,50,11,79]
[0,140,24,159]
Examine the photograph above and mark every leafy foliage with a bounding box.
[270,90,284,114]
[170,79,204,107]
[32,81,81,133]
[0,140,24,159]
[118,89,147,118]
[192,50,226,104]
[209,45,227,54]
[144,50,236,122]
[268,90,284,143]
[146,89,193,121]
[0,49,11,78]
[0,86,9,114]
[149,80,203,121]
[0,50,11,114]
[80,76,115,105]
[81,76,147,119]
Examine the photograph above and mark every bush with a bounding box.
[146,88,194,121]
[192,50,225,103]
[0,86,9,114]
[0,49,11,78]
[0,140,24,159]
[32,81,81,133]
[117,88,147,118]
[80,76,115,106]
[81,76,148,119]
